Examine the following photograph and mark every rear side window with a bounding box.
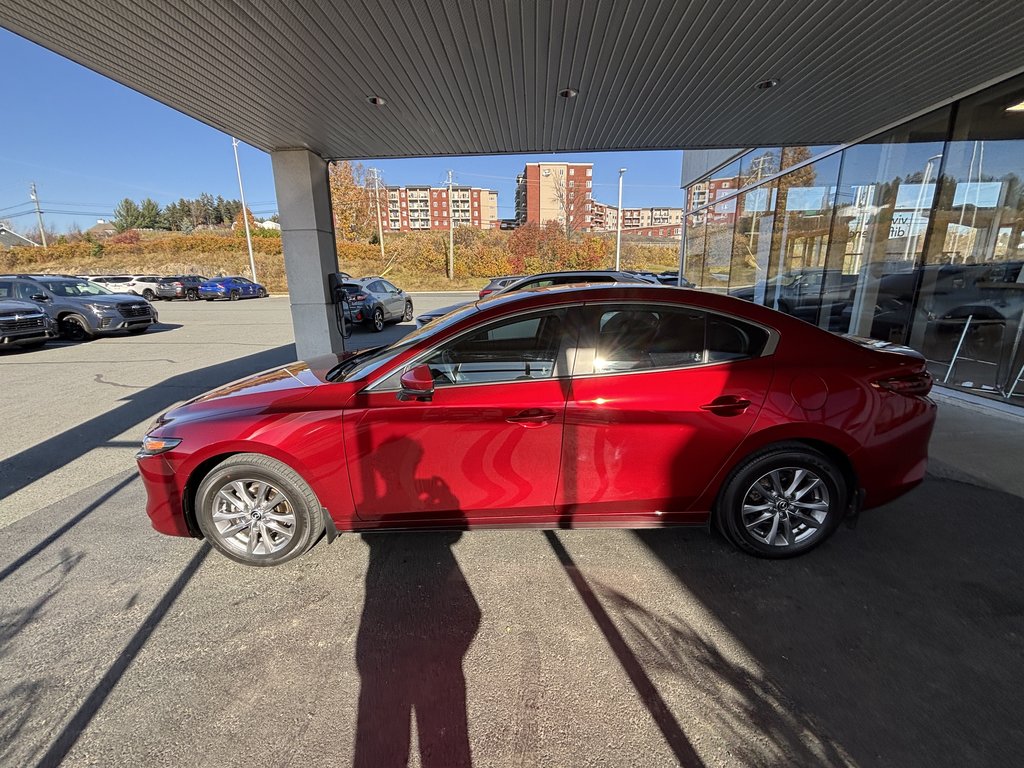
[583,304,770,374]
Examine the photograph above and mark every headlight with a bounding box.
[137,436,182,457]
[85,302,116,315]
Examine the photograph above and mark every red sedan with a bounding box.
[137,284,935,566]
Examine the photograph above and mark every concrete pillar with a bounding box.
[271,148,345,360]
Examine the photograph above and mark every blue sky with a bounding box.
[0,28,685,233]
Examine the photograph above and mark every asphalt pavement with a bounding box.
[1,295,1022,767]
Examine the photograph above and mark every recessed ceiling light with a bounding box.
[367,96,386,107]
[755,79,780,91]
[559,88,578,99]
[1006,98,1024,112]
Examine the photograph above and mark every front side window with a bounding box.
[417,310,570,387]
[0,280,13,299]
[14,282,39,300]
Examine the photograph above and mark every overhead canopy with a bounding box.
[4,1,1024,158]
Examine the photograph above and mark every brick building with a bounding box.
[515,162,595,231]
[381,185,498,231]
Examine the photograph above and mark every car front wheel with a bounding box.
[195,454,325,567]
[60,314,93,341]
[717,444,846,558]
[402,301,414,322]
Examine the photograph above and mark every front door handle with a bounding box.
[700,396,751,416]
[507,409,556,426]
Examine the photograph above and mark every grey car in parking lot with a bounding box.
[0,274,158,341]
[339,276,414,332]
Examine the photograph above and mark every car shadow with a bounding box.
[633,476,1024,766]
[0,343,296,502]
[352,436,480,768]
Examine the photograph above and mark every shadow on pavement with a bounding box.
[634,477,1024,767]
[0,343,296,502]
[31,543,211,768]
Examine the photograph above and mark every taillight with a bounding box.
[873,371,933,397]
[352,293,367,301]
[479,289,493,298]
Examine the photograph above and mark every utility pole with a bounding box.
[29,183,47,248]
[232,138,258,283]
[369,168,386,265]
[615,168,626,270]
[446,169,455,280]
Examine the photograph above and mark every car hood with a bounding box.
[156,351,362,425]
[85,294,152,306]
[0,299,45,314]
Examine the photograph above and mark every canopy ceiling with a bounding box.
[4,0,1024,158]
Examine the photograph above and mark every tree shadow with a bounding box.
[353,437,480,768]
[634,476,1024,766]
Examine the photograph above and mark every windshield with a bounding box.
[327,302,480,382]
[40,279,113,297]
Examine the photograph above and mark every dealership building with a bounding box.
[680,72,1024,403]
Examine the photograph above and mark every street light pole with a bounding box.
[369,168,386,265]
[446,170,455,280]
[615,168,626,270]
[232,138,258,283]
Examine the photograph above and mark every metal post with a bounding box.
[615,168,626,270]
[447,170,455,280]
[370,168,386,264]
[943,314,973,384]
[29,183,47,248]
[677,215,688,286]
[232,138,258,283]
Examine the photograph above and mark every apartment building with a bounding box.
[686,176,740,226]
[382,185,499,231]
[515,162,595,231]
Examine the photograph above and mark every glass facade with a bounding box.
[681,72,1024,404]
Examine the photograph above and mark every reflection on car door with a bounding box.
[557,304,774,521]
[379,280,404,318]
[344,309,577,523]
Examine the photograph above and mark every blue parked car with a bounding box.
[199,276,268,301]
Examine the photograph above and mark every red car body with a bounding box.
[138,285,935,543]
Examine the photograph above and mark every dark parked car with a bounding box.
[0,295,57,350]
[138,283,935,567]
[156,275,208,301]
[338,276,413,332]
[0,274,158,340]
[478,275,526,299]
[417,270,653,326]
[199,276,268,301]
[731,268,858,322]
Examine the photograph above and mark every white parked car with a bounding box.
[125,275,164,300]
[87,275,136,294]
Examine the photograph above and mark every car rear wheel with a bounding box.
[370,306,385,332]
[195,454,325,567]
[716,444,846,558]
[60,314,93,342]
[230,290,240,301]
[402,301,414,322]
[142,289,156,301]
[258,287,268,298]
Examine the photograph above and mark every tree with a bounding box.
[113,198,143,232]
[138,198,161,229]
[328,160,384,242]
[551,170,593,239]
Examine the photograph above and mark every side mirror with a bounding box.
[397,364,435,402]
[30,293,49,302]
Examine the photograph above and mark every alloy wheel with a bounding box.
[208,478,297,557]
[740,467,830,548]
[372,307,384,331]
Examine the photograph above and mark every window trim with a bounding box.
[570,300,778,379]
[364,306,579,393]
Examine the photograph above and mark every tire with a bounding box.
[716,444,847,559]
[230,290,240,301]
[258,287,268,298]
[370,306,385,332]
[194,453,325,567]
[59,314,94,342]
[187,289,199,301]
[142,289,156,301]
[402,301,414,322]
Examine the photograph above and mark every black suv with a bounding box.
[0,291,57,350]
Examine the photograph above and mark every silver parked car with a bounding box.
[339,276,414,332]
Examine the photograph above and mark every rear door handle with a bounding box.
[507,409,556,426]
[700,396,752,416]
